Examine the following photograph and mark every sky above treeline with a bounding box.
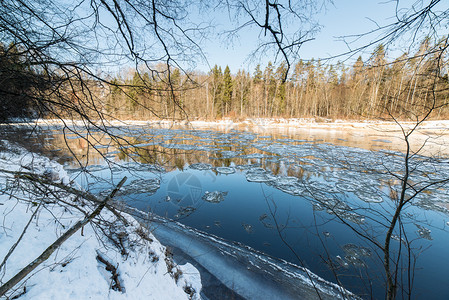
[199,0,427,73]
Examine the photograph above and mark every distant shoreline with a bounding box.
[7,117,447,156]
[7,117,449,132]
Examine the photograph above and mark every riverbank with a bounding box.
[12,117,449,131]
[2,121,448,299]
[0,141,201,299]
[0,127,361,300]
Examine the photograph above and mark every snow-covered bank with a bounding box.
[9,117,449,131]
[0,141,201,299]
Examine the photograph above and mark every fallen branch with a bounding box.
[0,176,127,297]
[96,253,123,292]
[0,168,129,225]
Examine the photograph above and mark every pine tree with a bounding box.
[275,62,288,115]
[253,64,263,84]
[264,62,276,117]
[222,65,233,116]
[210,65,223,117]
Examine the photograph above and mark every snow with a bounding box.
[0,141,201,299]
[14,117,449,131]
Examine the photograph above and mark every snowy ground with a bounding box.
[0,141,201,299]
[20,116,449,131]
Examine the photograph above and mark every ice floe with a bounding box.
[355,190,384,203]
[99,178,161,197]
[202,191,228,203]
[189,163,213,170]
[245,168,277,182]
[215,166,235,174]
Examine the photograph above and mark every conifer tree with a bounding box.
[210,65,223,117]
[222,65,233,116]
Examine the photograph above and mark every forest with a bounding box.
[1,1,449,299]
[99,39,449,121]
[2,37,448,123]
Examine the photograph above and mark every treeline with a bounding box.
[0,43,48,122]
[104,39,449,121]
[2,39,449,122]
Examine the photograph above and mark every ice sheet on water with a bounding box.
[189,163,213,170]
[86,164,109,172]
[355,190,384,203]
[246,167,276,183]
[308,180,339,193]
[132,141,161,147]
[235,163,262,170]
[161,143,198,150]
[312,202,325,211]
[123,162,166,173]
[267,176,305,196]
[202,191,228,203]
[142,212,359,299]
[258,144,289,156]
[236,133,257,142]
[216,150,241,158]
[391,234,406,244]
[79,162,138,174]
[335,181,357,192]
[239,153,271,159]
[414,198,449,215]
[276,138,297,144]
[335,255,349,268]
[99,178,160,197]
[272,176,299,186]
[216,167,235,174]
[275,183,305,196]
[196,145,220,152]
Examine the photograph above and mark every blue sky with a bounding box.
[198,0,414,73]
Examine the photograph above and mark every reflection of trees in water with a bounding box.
[30,127,449,214]
[24,123,449,299]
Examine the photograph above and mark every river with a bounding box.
[6,120,449,299]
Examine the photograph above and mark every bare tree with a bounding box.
[0,0,330,297]
[311,2,449,298]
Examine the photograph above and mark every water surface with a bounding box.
[14,123,449,299]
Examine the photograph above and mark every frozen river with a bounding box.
[9,121,449,299]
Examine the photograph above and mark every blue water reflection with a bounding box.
[52,125,449,300]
